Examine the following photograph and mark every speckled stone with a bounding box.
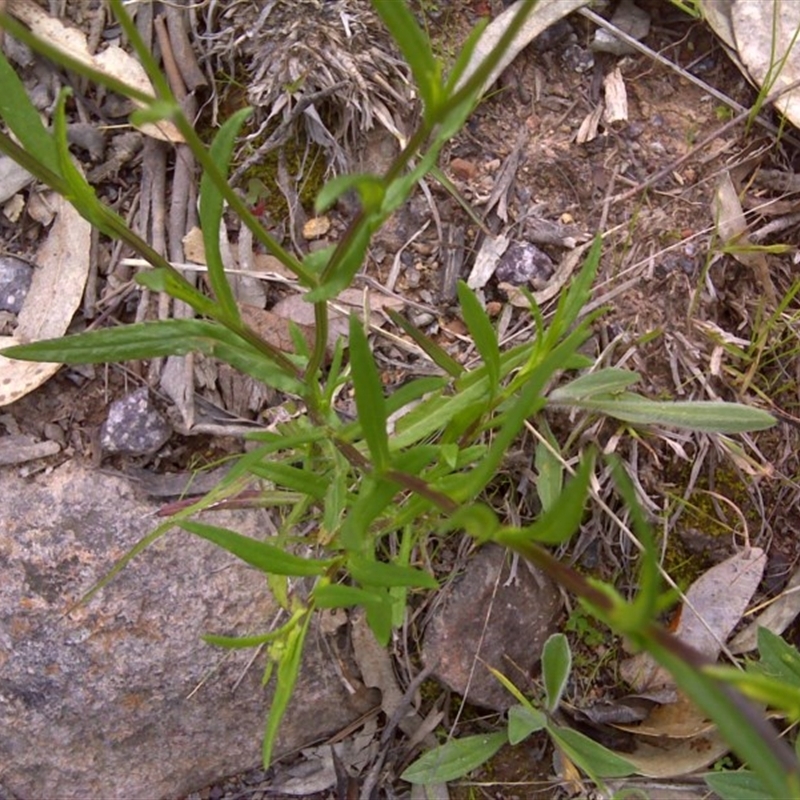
[100,387,172,455]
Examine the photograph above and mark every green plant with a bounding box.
[401,633,636,791]
[0,1,798,795]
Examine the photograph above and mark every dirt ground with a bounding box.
[3,0,800,797]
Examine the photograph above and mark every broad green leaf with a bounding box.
[372,0,440,117]
[385,308,464,378]
[549,725,636,779]
[563,394,775,434]
[200,107,252,321]
[401,732,506,784]
[758,626,800,684]
[316,173,385,214]
[507,704,547,744]
[348,315,390,470]
[179,520,332,576]
[542,633,571,713]
[348,553,437,589]
[704,771,773,800]
[549,368,641,403]
[457,281,500,392]
[247,461,328,501]
[0,53,60,175]
[263,609,311,767]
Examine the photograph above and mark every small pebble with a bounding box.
[0,255,33,313]
[495,241,554,287]
[100,387,172,456]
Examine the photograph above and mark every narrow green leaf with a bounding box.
[200,107,252,321]
[549,725,636,779]
[498,453,593,547]
[136,267,221,319]
[247,461,328,501]
[313,583,393,645]
[340,475,398,551]
[316,173,385,214]
[179,520,331,576]
[607,453,660,629]
[1,319,225,363]
[636,634,800,797]
[549,368,641,403]
[263,610,311,767]
[564,394,775,434]
[348,315,389,470]
[372,0,440,116]
[401,733,506,784]
[384,375,449,418]
[306,219,373,302]
[442,503,500,543]
[203,612,305,649]
[704,666,800,721]
[554,234,602,336]
[386,308,464,378]
[2,318,302,394]
[542,634,571,713]
[54,90,108,230]
[704,771,772,800]
[534,433,563,513]
[457,281,500,392]
[508,705,547,744]
[0,53,60,175]
[453,323,591,503]
[348,553,438,589]
[444,17,489,95]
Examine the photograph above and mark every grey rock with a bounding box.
[100,387,172,455]
[592,0,651,56]
[0,461,372,800]
[422,544,562,710]
[0,256,33,314]
[495,241,555,288]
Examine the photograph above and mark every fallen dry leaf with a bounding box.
[0,194,91,406]
[8,0,184,143]
[622,547,766,691]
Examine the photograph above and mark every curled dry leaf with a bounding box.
[0,195,91,406]
[8,0,184,143]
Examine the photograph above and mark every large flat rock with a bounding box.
[0,461,370,800]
